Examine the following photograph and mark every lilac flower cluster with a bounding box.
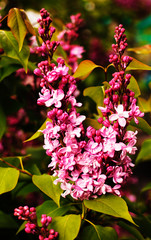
[34,10,144,200]
[57,13,85,72]
[36,8,60,58]
[14,206,58,240]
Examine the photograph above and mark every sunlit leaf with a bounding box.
[128,45,151,54]
[32,174,63,206]
[8,8,27,51]
[127,57,151,71]
[50,214,81,240]
[136,138,151,164]
[20,9,36,35]
[84,194,136,225]
[0,167,19,194]
[7,8,35,51]
[0,30,30,72]
[128,76,141,97]
[130,118,151,135]
[73,60,103,80]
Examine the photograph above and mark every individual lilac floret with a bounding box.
[109,105,129,127]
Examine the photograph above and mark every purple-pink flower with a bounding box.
[109,104,129,127]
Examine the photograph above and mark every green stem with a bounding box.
[0,158,32,177]
[82,202,87,219]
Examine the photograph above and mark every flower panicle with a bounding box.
[34,11,144,201]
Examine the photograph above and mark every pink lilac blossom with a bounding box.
[34,11,144,200]
[57,13,85,72]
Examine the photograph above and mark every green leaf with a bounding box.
[0,105,6,139]
[138,96,151,113]
[32,174,63,206]
[7,8,35,51]
[84,118,101,130]
[20,9,36,35]
[130,118,151,135]
[36,200,78,225]
[0,30,30,72]
[141,182,151,192]
[0,55,21,81]
[13,182,39,197]
[128,76,141,98]
[118,221,144,240]
[50,214,81,240]
[83,86,104,115]
[80,224,118,240]
[127,57,151,71]
[0,167,19,194]
[134,214,151,238]
[2,156,20,168]
[73,60,103,80]
[128,45,151,54]
[0,64,19,81]
[7,8,27,51]
[0,211,18,229]
[136,138,151,164]
[24,118,51,142]
[26,163,41,175]
[84,194,135,225]
[16,221,26,234]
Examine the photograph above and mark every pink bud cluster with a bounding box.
[57,13,85,72]
[109,24,132,71]
[14,206,58,239]
[35,10,144,200]
[36,8,59,58]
